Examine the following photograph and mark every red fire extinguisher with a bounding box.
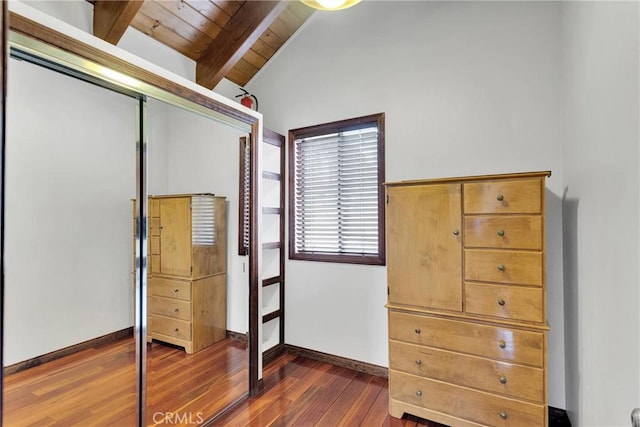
[236,88,258,111]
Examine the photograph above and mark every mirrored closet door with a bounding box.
[3,54,140,425]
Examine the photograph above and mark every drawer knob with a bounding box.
[452,229,460,236]
[498,340,507,349]
[499,376,507,384]
[497,194,504,201]
[416,390,422,397]
[174,328,179,332]
[497,229,505,237]
[497,264,506,271]
[500,411,508,420]
[498,298,506,306]
[174,308,180,312]
[173,289,179,293]
[415,359,422,366]
[414,328,421,334]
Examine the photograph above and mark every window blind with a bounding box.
[242,140,251,251]
[293,125,379,255]
[192,196,215,245]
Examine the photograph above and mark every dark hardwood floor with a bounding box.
[215,354,440,427]
[3,337,249,426]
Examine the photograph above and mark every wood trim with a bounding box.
[3,327,134,376]
[263,128,283,147]
[284,344,388,378]
[277,128,286,348]
[262,309,281,323]
[385,170,553,187]
[226,330,248,342]
[262,343,285,366]
[248,122,260,396]
[262,275,281,286]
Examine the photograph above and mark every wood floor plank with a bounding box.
[315,371,373,425]
[337,374,387,427]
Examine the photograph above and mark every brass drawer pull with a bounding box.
[452,229,460,236]
[500,411,508,420]
[497,264,506,271]
[498,298,506,306]
[414,328,421,334]
[416,390,422,397]
[415,359,422,366]
[173,289,179,293]
[497,194,504,201]
[498,340,507,349]
[499,376,507,384]
[174,308,180,313]
[497,229,505,237]
[174,328,179,333]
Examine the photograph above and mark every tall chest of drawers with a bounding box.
[134,194,227,354]
[385,171,550,427]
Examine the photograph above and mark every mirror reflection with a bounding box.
[3,52,250,426]
[3,54,139,425]
[145,98,249,425]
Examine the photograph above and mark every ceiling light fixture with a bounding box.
[301,0,362,11]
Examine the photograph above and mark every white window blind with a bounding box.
[293,125,379,256]
[192,196,215,245]
[242,140,251,251]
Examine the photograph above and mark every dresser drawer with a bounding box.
[150,296,191,321]
[464,179,542,214]
[389,311,544,367]
[465,249,542,286]
[149,277,192,301]
[465,283,543,323]
[464,216,542,250]
[389,341,544,402]
[389,370,545,426]
[152,316,192,341]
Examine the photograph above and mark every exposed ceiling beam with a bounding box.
[93,0,144,45]
[196,1,287,89]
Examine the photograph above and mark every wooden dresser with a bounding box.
[385,171,550,427]
[135,194,227,354]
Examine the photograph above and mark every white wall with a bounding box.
[5,58,137,365]
[561,2,640,426]
[247,0,567,408]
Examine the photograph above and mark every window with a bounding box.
[288,113,385,265]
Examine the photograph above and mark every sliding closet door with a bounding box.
[3,57,139,425]
[144,98,249,425]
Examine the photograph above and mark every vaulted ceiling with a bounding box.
[91,1,314,89]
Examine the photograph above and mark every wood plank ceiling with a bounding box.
[92,0,314,89]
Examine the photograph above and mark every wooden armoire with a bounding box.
[134,194,227,354]
[385,171,550,426]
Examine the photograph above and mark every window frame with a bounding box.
[288,113,386,266]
